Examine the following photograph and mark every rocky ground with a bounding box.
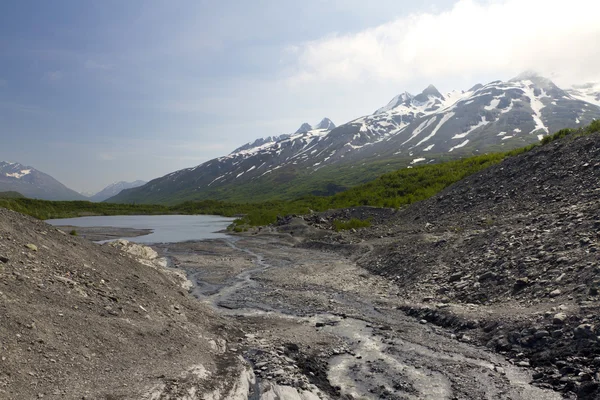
[0,209,253,399]
[2,131,598,399]
[153,234,561,399]
[280,130,600,398]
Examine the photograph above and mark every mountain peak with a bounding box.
[421,84,443,98]
[295,123,313,134]
[412,84,444,104]
[374,92,413,114]
[511,70,543,81]
[510,70,556,89]
[314,118,336,130]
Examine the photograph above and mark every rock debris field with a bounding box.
[1,131,600,399]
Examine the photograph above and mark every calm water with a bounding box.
[46,215,235,243]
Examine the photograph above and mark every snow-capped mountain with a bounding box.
[108,73,600,204]
[0,162,87,201]
[567,82,600,107]
[231,118,336,154]
[89,180,147,202]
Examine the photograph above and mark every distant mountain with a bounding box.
[89,180,147,202]
[0,162,87,201]
[108,73,600,205]
[567,82,600,107]
[314,118,336,130]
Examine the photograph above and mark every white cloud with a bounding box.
[287,0,600,87]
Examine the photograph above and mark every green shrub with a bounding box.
[541,128,574,145]
[69,230,78,236]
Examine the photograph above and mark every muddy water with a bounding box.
[155,234,562,400]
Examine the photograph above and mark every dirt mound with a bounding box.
[0,208,247,399]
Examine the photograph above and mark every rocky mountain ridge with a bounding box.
[108,73,600,204]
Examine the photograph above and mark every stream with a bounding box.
[154,234,562,400]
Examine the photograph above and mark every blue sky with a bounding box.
[1,0,598,193]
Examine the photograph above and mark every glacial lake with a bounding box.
[46,215,235,244]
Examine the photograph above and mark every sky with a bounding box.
[1,0,599,193]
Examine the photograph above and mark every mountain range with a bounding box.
[108,73,600,204]
[88,180,147,202]
[0,162,146,202]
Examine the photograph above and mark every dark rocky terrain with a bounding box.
[287,130,600,398]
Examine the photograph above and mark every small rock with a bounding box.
[479,271,495,281]
[514,278,530,290]
[0,256,8,263]
[574,324,596,339]
[25,244,38,251]
[550,289,562,297]
[534,330,550,339]
[448,272,462,283]
[553,313,568,325]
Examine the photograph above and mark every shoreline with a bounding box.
[53,225,154,241]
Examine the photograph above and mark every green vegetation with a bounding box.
[0,198,170,220]
[69,230,78,236]
[0,191,25,199]
[541,120,600,145]
[333,218,372,231]
[1,121,598,229]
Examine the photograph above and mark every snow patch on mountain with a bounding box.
[5,169,31,179]
[416,112,455,146]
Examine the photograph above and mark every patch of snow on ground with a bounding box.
[5,169,31,179]
[411,158,426,164]
[502,136,514,140]
[207,175,227,187]
[520,82,549,133]
[415,112,455,146]
[514,128,522,133]
[423,144,435,151]
[401,117,438,146]
[497,131,507,136]
[449,139,469,152]
[537,134,544,141]
[484,98,501,111]
[452,116,488,139]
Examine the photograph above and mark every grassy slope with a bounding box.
[2,121,597,227]
[0,191,25,199]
